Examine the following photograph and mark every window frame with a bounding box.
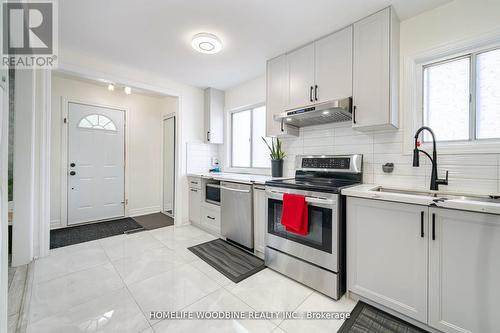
[405,35,500,155]
[229,103,269,170]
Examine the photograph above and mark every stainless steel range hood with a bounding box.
[274,97,352,128]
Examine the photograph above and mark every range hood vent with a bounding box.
[274,97,352,128]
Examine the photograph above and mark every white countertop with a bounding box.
[187,172,290,185]
[342,184,500,215]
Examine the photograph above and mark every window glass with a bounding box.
[231,110,251,167]
[476,48,500,139]
[252,106,269,168]
[423,57,470,142]
[78,114,117,131]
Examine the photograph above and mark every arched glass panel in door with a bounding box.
[78,114,117,131]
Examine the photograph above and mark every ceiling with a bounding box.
[59,0,450,90]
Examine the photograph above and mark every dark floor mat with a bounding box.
[133,213,174,230]
[50,218,144,249]
[188,238,265,283]
[339,301,429,333]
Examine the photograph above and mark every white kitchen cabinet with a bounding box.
[266,55,298,137]
[315,26,353,103]
[204,88,224,144]
[428,208,500,333]
[287,43,315,109]
[188,186,201,224]
[352,7,399,130]
[201,202,221,235]
[347,197,428,322]
[253,185,266,258]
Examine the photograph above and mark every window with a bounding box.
[78,114,116,131]
[231,106,269,168]
[422,47,500,142]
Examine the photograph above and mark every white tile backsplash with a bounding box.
[186,142,220,174]
[277,122,500,195]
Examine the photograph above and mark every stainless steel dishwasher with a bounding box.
[220,181,253,250]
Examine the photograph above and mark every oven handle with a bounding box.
[266,190,335,206]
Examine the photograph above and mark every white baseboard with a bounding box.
[50,219,61,230]
[128,206,161,217]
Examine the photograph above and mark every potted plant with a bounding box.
[262,137,285,177]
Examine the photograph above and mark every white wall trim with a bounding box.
[59,98,127,228]
[128,205,162,217]
[402,28,500,155]
[161,112,178,220]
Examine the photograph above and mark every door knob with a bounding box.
[70,163,76,167]
[70,171,76,176]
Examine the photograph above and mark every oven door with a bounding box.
[265,187,339,272]
[205,183,221,205]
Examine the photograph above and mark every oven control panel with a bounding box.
[302,157,350,169]
[297,155,363,173]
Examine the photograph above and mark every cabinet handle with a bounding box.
[314,85,318,101]
[420,211,424,238]
[207,131,210,142]
[432,213,436,240]
[353,105,357,124]
[309,86,313,102]
[207,216,215,220]
[280,119,284,132]
[190,189,198,192]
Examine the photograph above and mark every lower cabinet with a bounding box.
[429,208,500,333]
[253,185,266,258]
[188,187,201,224]
[201,203,221,235]
[347,197,500,333]
[347,198,428,323]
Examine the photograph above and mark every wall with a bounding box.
[222,0,500,195]
[50,74,177,227]
[57,49,205,225]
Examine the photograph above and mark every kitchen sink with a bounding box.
[371,186,500,204]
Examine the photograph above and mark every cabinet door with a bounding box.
[201,203,221,235]
[253,186,266,258]
[347,198,428,322]
[188,187,201,224]
[204,88,224,144]
[315,26,353,103]
[353,8,390,128]
[287,43,315,109]
[429,208,500,333]
[266,55,288,137]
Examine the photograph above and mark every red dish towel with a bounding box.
[280,193,309,236]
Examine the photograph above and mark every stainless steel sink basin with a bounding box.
[371,187,500,204]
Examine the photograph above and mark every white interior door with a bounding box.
[163,116,175,217]
[68,102,125,225]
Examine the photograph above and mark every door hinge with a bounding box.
[63,117,67,124]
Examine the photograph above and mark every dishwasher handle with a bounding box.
[220,186,251,193]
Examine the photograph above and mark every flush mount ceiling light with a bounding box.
[124,86,132,95]
[191,33,222,54]
[107,84,115,91]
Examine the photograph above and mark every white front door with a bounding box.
[68,102,125,225]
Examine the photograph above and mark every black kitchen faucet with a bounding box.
[413,126,448,191]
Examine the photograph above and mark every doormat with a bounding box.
[133,213,174,230]
[338,301,429,333]
[50,218,144,249]
[188,238,265,283]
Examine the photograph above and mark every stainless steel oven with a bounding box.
[264,154,362,300]
[266,187,338,271]
[205,182,221,206]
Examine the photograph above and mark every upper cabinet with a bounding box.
[352,7,399,130]
[287,43,315,109]
[204,88,224,144]
[266,55,299,137]
[315,26,353,103]
[265,7,399,133]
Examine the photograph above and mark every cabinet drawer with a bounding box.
[201,204,221,233]
[188,177,202,189]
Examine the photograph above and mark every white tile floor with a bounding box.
[27,224,357,333]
